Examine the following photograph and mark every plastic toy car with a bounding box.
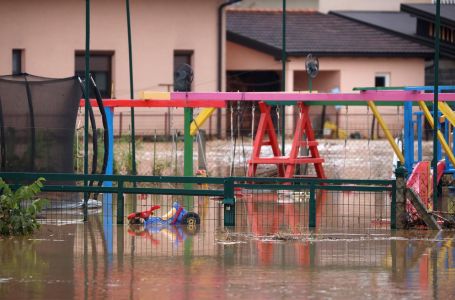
[127,205,161,224]
[128,202,200,228]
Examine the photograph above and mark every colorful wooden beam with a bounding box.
[368,101,405,163]
[170,91,455,102]
[81,90,455,108]
[80,99,226,108]
[418,101,455,167]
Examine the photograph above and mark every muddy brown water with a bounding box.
[1,220,454,300]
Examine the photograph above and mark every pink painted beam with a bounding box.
[80,99,226,108]
[170,91,455,102]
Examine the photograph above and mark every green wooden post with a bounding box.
[432,0,441,210]
[184,107,193,209]
[83,0,90,221]
[391,181,397,230]
[309,184,316,228]
[223,177,235,226]
[184,107,194,177]
[117,180,124,224]
[394,165,408,229]
[126,0,137,178]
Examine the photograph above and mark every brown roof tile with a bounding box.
[227,10,434,57]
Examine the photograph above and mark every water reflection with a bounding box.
[1,223,455,299]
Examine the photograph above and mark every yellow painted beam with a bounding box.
[138,91,171,100]
[439,101,455,126]
[368,101,405,163]
[418,101,455,166]
[190,107,216,136]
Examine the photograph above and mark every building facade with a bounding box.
[1,0,222,135]
[226,9,433,137]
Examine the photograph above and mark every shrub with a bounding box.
[0,178,47,236]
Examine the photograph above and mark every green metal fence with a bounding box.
[0,172,396,231]
[230,178,395,232]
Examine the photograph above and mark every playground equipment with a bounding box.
[0,74,81,173]
[247,101,325,179]
[0,74,109,175]
[0,74,109,203]
[403,86,455,173]
[190,107,217,136]
[2,80,454,230]
[86,89,455,183]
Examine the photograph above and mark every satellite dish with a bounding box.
[305,54,319,79]
[174,63,194,92]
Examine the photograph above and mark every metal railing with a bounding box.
[0,172,396,231]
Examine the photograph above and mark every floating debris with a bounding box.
[216,240,247,245]
[0,278,13,284]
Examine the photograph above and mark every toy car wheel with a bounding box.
[182,212,200,235]
[182,212,200,225]
[129,217,142,225]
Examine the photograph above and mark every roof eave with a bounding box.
[226,31,282,58]
[400,4,455,28]
[287,51,434,58]
[331,11,455,59]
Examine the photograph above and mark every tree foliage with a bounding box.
[0,178,47,236]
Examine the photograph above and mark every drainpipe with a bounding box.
[217,0,242,139]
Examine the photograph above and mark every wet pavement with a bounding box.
[1,222,454,300]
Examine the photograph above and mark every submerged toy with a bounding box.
[127,205,161,224]
[128,202,200,227]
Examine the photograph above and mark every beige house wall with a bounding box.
[0,0,221,135]
[227,41,282,70]
[226,41,426,136]
[227,42,425,91]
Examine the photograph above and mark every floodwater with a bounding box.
[1,221,454,300]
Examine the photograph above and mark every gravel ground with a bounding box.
[121,138,434,179]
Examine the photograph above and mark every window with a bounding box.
[12,49,23,75]
[375,73,390,87]
[75,51,113,98]
[173,50,193,91]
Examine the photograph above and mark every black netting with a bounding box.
[0,74,81,174]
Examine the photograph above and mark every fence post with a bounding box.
[391,181,397,229]
[394,165,408,229]
[223,177,235,227]
[117,180,124,224]
[441,174,455,214]
[309,184,316,228]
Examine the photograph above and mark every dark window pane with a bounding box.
[375,76,386,87]
[12,49,22,75]
[93,72,109,98]
[173,50,193,92]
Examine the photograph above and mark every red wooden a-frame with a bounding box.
[247,102,325,179]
